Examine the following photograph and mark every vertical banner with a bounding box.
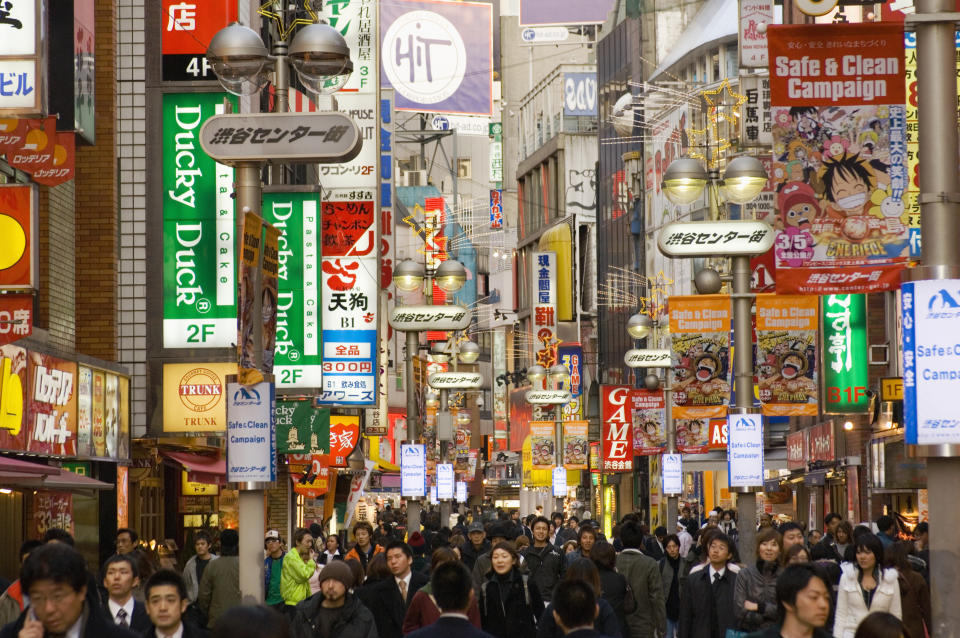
[0,184,36,290]
[532,252,558,367]
[401,443,427,497]
[558,343,584,420]
[822,294,869,413]
[456,480,467,503]
[552,466,567,498]
[600,385,633,472]
[329,415,361,467]
[344,460,376,527]
[676,418,710,454]
[902,280,960,444]
[562,420,588,469]
[162,93,237,348]
[238,212,262,380]
[116,465,129,528]
[669,295,731,419]
[530,421,555,470]
[225,381,276,483]
[728,413,764,488]
[631,389,666,455]
[755,294,818,416]
[261,225,280,374]
[492,329,507,438]
[490,189,503,228]
[662,453,682,495]
[76,367,92,456]
[437,463,455,499]
[262,192,323,389]
[767,23,908,294]
[91,370,104,457]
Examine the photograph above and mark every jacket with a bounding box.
[733,560,781,632]
[290,591,379,638]
[643,538,665,562]
[745,626,832,638]
[471,552,493,592]
[405,614,496,638]
[183,554,219,604]
[833,564,902,638]
[536,598,622,638]
[896,567,930,638]
[615,549,666,638]
[103,598,152,635]
[402,585,482,633]
[598,566,630,638]
[0,602,141,638]
[344,544,384,572]
[522,544,563,602]
[265,551,287,604]
[357,571,429,638]
[0,580,25,629]
[197,555,240,629]
[563,630,616,638]
[461,541,490,573]
[478,569,544,638]
[143,621,209,638]
[283,550,319,606]
[677,563,740,638]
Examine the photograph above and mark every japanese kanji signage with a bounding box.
[902,279,960,445]
[0,184,36,290]
[322,0,376,93]
[225,380,276,483]
[275,400,330,455]
[669,295,731,419]
[161,0,237,82]
[389,305,472,331]
[162,93,237,348]
[0,0,41,115]
[490,189,503,229]
[34,491,72,538]
[658,220,774,257]
[524,389,571,405]
[756,294,819,416]
[739,75,772,146]
[26,351,77,456]
[318,94,377,188]
[263,191,323,389]
[329,414,360,467]
[624,349,671,368]
[601,386,633,472]
[73,0,95,144]
[786,429,807,470]
[199,112,362,166]
[238,211,261,379]
[0,293,31,345]
[532,251,558,367]
[738,0,773,68]
[76,366,127,460]
[821,294,869,414]
[427,372,483,389]
[380,0,493,116]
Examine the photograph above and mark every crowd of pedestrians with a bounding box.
[0,508,929,638]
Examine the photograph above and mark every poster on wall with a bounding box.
[26,352,77,456]
[33,491,73,537]
[668,295,731,419]
[0,344,27,451]
[76,367,92,456]
[767,23,908,294]
[756,295,819,416]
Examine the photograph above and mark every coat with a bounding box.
[658,557,685,623]
[615,549,666,638]
[104,599,152,635]
[402,585,482,633]
[358,571,429,638]
[405,615,496,638]
[522,544,563,602]
[677,563,740,638]
[283,550,318,606]
[471,552,493,592]
[290,591,379,638]
[733,560,781,632]
[344,544,384,572]
[183,554,219,603]
[197,555,240,629]
[536,598,622,638]
[0,602,141,638]
[896,567,930,638]
[833,564,902,638]
[478,569,544,638]
[461,541,490,572]
[598,566,630,638]
[643,538,665,562]
[143,621,209,638]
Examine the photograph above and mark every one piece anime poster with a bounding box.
[756,295,819,416]
[668,295,731,420]
[562,420,588,470]
[530,421,555,470]
[676,418,709,454]
[631,389,666,455]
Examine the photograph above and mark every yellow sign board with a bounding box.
[162,363,237,432]
[181,471,219,496]
[880,377,903,402]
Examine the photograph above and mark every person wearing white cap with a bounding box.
[263,530,286,611]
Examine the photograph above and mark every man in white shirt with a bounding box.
[143,570,207,638]
[102,554,151,635]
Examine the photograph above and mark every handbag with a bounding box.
[622,580,637,614]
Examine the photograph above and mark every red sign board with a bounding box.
[161,0,237,81]
[787,430,807,470]
[708,419,728,450]
[809,421,835,462]
[601,385,633,472]
[321,201,376,257]
[329,415,360,467]
[292,453,330,498]
[767,23,905,107]
[34,491,73,537]
[0,184,36,290]
[0,294,32,345]
[26,352,77,456]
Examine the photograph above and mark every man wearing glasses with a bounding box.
[263,530,287,612]
[281,528,317,615]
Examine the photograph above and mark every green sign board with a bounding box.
[62,462,91,477]
[162,93,237,348]
[263,192,323,389]
[275,401,330,454]
[822,294,869,413]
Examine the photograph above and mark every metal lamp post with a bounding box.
[205,18,352,606]
[660,154,770,560]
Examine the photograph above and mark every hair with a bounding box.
[365,552,390,582]
[664,534,680,549]
[553,580,597,629]
[19,539,43,561]
[707,532,735,558]
[211,604,291,638]
[851,524,872,541]
[876,515,895,533]
[551,512,564,523]
[824,513,841,527]
[809,541,833,561]
[194,530,213,544]
[219,529,239,555]
[145,569,188,601]
[619,520,645,549]
[102,553,139,579]
[784,544,811,565]
[756,527,783,558]
[353,521,374,538]
[578,526,597,545]
[491,541,518,565]
[20,542,88,593]
[562,540,579,554]
[449,533,465,549]
[431,561,473,612]
[42,528,75,546]
[854,533,885,572]
[590,542,617,571]
[883,541,914,571]
[116,527,139,543]
[429,546,459,572]
[569,516,579,524]
[515,536,530,550]
[532,516,551,531]
[915,522,928,536]
[309,523,324,540]
[808,529,822,541]
[344,558,364,588]
[822,153,874,203]
[853,612,912,638]
[293,527,313,546]
[776,563,830,622]
[779,522,804,538]
[835,520,853,542]
[385,540,413,559]
[564,557,602,595]
[325,533,340,546]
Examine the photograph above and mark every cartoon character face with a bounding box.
[780,353,805,380]
[830,170,869,213]
[675,357,693,380]
[785,201,818,229]
[880,196,904,218]
[797,114,820,140]
[694,354,719,382]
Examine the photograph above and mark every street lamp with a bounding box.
[394,259,426,292]
[721,156,768,204]
[627,312,654,340]
[526,365,547,385]
[662,158,710,206]
[430,341,451,364]
[458,340,480,364]
[435,259,468,292]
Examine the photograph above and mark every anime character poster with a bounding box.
[767,23,908,295]
[756,295,819,416]
[563,420,588,470]
[676,418,709,454]
[530,421,555,470]
[631,389,666,455]
[668,295,731,419]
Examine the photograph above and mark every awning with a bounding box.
[0,459,113,492]
[160,450,226,485]
[0,456,58,475]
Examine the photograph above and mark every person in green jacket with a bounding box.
[281,527,317,613]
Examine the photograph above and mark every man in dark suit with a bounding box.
[0,543,140,638]
[644,526,668,561]
[358,540,428,638]
[550,579,614,638]
[405,562,494,638]
[143,570,208,638]
[102,554,153,635]
[678,533,740,638]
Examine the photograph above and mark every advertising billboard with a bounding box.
[162,362,235,432]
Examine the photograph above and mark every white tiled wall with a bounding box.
[116,0,148,437]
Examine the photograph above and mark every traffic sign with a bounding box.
[658,220,775,257]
